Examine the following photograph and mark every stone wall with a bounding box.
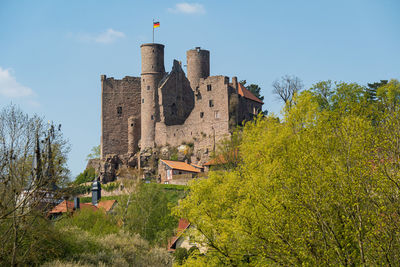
[155,75,231,164]
[158,60,194,126]
[100,44,265,181]
[101,75,141,158]
[238,97,263,124]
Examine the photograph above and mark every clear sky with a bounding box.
[0,0,399,178]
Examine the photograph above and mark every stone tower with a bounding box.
[140,43,165,149]
[186,47,210,88]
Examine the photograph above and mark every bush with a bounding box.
[43,230,172,267]
[188,246,199,256]
[56,209,119,237]
[174,247,188,265]
[68,184,91,195]
[74,167,96,185]
[116,183,178,245]
[103,181,120,192]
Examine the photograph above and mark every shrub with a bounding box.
[74,167,96,185]
[55,209,119,237]
[43,231,172,267]
[115,183,178,245]
[103,181,120,192]
[174,247,188,265]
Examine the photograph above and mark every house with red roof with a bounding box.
[159,159,202,185]
[168,218,207,254]
[48,180,117,219]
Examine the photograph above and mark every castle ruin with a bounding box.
[99,43,263,181]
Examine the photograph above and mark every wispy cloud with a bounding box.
[94,28,125,44]
[70,28,126,44]
[168,3,205,14]
[0,67,34,98]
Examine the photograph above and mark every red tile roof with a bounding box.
[49,199,116,214]
[97,200,117,211]
[190,163,204,169]
[160,159,201,173]
[168,218,191,251]
[238,83,264,104]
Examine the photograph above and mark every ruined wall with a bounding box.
[158,60,194,126]
[128,116,141,154]
[155,75,231,164]
[101,75,141,158]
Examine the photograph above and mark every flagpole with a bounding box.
[152,19,154,43]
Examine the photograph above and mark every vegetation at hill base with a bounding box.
[2,79,400,266]
[174,79,400,266]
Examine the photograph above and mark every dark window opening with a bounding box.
[117,106,122,115]
[209,100,214,107]
[207,84,212,91]
[147,86,150,90]
[200,112,204,118]
[151,115,154,120]
[171,103,177,116]
[142,99,144,103]
[131,123,134,127]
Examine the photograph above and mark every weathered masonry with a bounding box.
[100,43,263,171]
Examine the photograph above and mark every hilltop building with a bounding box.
[100,43,263,181]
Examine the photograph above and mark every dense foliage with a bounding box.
[116,183,181,245]
[74,167,96,184]
[175,79,400,266]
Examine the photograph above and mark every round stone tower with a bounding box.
[186,47,210,87]
[140,43,165,149]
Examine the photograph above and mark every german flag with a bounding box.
[153,21,160,28]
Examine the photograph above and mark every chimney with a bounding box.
[74,197,80,210]
[232,76,238,92]
[91,178,101,206]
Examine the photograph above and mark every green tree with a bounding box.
[86,145,100,160]
[366,79,388,102]
[73,167,96,184]
[116,182,178,245]
[240,80,264,102]
[175,80,400,266]
[0,104,70,266]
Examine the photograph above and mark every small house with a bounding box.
[159,159,201,185]
[48,180,116,219]
[168,218,207,254]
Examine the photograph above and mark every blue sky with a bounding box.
[0,0,399,177]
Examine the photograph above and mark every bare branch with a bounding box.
[272,75,303,107]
